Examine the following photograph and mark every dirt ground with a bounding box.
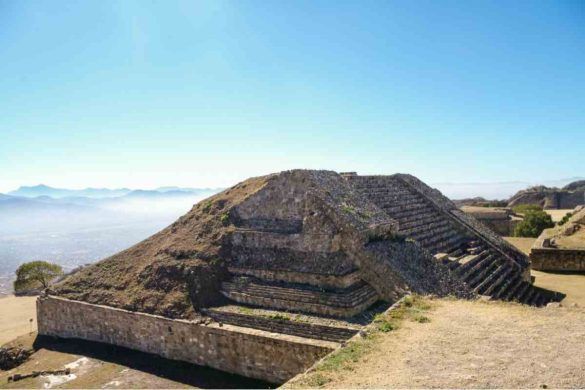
[0,295,37,345]
[303,299,585,388]
[503,236,536,256]
[545,209,574,222]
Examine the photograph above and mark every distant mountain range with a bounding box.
[432,177,585,200]
[0,185,223,237]
[8,184,223,199]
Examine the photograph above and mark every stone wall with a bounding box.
[37,296,337,384]
[530,248,585,271]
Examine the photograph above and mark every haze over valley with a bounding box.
[0,185,220,295]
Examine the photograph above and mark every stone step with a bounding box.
[399,218,450,237]
[435,236,470,256]
[499,277,525,301]
[491,274,521,300]
[527,290,542,306]
[221,278,379,318]
[365,193,421,206]
[384,206,437,222]
[481,265,513,296]
[424,231,467,254]
[407,222,454,243]
[474,262,508,295]
[204,306,358,343]
[398,214,445,231]
[222,282,376,306]
[507,281,530,302]
[354,187,412,197]
[457,251,493,281]
[380,200,430,214]
[227,267,362,289]
[465,257,499,289]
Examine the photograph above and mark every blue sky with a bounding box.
[1,0,584,193]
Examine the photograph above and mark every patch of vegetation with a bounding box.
[219,212,230,226]
[558,212,573,226]
[237,306,253,315]
[294,295,433,387]
[341,203,356,215]
[512,204,543,215]
[413,314,431,323]
[13,261,63,293]
[201,200,213,213]
[514,210,555,238]
[267,313,290,321]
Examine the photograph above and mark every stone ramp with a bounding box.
[347,174,556,307]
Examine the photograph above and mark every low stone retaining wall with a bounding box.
[530,248,585,271]
[37,296,337,384]
[204,309,358,342]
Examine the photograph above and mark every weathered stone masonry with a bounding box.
[37,296,336,384]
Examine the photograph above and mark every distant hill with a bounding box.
[8,184,224,199]
[508,180,585,209]
[563,180,585,192]
[9,184,131,198]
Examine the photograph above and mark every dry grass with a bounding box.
[545,209,575,223]
[289,298,585,389]
[0,295,37,345]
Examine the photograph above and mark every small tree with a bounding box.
[513,210,555,238]
[13,261,63,293]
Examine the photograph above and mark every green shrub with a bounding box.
[558,212,573,226]
[513,210,554,237]
[512,204,542,214]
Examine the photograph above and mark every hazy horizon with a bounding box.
[2,175,584,200]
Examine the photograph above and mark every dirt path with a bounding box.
[312,299,585,388]
[0,295,37,345]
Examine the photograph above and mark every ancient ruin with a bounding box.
[37,170,560,383]
[531,206,585,271]
[508,181,585,209]
[460,206,521,236]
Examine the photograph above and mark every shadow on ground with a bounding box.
[33,335,274,389]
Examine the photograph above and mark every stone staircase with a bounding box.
[221,275,379,318]
[212,217,383,344]
[348,176,554,307]
[204,305,363,343]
